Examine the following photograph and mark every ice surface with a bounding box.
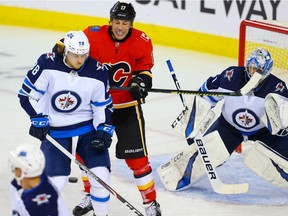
[1,25,287,215]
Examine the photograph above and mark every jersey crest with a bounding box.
[51,91,81,112]
[232,108,260,129]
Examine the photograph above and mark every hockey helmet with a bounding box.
[110,1,136,23]
[9,144,45,181]
[64,31,90,56]
[245,48,273,81]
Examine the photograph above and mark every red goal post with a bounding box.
[236,20,288,153]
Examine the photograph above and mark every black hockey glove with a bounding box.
[129,77,148,100]
[29,114,50,141]
[91,124,115,150]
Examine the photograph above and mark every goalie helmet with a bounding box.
[9,144,45,181]
[245,48,273,82]
[64,31,90,56]
[110,1,136,23]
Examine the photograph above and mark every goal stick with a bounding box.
[166,59,249,194]
[46,134,144,216]
[195,137,249,194]
[166,59,187,107]
[111,86,241,96]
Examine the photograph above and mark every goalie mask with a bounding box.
[110,1,136,24]
[245,48,273,83]
[9,144,45,184]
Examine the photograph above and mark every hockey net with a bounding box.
[236,20,288,153]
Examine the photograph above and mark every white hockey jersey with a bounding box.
[18,53,113,138]
[201,66,288,136]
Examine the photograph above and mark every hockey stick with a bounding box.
[166,59,187,107]
[46,134,144,216]
[195,137,249,194]
[166,59,189,129]
[166,60,249,194]
[111,86,241,96]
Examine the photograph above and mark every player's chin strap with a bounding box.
[46,135,144,216]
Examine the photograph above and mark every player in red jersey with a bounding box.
[60,2,162,216]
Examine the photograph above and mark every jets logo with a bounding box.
[46,53,55,61]
[275,82,285,93]
[51,90,81,113]
[232,108,259,129]
[224,69,234,82]
[32,193,52,205]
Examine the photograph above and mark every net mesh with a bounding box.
[243,20,288,84]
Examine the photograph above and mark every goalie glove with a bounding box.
[262,93,288,137]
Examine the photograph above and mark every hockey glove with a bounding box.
[129,77,148,100]
[91,124,115,150]
[29,114,50,141]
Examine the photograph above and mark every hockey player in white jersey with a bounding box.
[18,31,114,216]
[9,144,71,216]
[157,48,288,192]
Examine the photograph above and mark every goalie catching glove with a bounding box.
[129,77,148,100]
[262,93,288,137]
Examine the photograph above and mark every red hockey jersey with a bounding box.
[84,25,154,109]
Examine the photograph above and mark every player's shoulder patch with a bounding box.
[90,25,100,32]
[45,52,56,61]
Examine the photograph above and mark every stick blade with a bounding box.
[240,72,262,95]
[214,183,249,194]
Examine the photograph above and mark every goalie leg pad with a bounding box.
[244,140,288,188]
[157,131,229,191]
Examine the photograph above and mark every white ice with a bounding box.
[0,25,288,215]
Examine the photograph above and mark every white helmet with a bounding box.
[9,144,45,182]
[64,31,90,55]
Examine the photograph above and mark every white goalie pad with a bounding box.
[172,95,215,139]
[157,131,229,191]
[262,93,288,136]
[244,140,288,188]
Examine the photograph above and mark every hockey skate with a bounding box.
[73,195,93,216]
[144,200,162,216]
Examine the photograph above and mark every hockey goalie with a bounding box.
[157,48,288,193]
